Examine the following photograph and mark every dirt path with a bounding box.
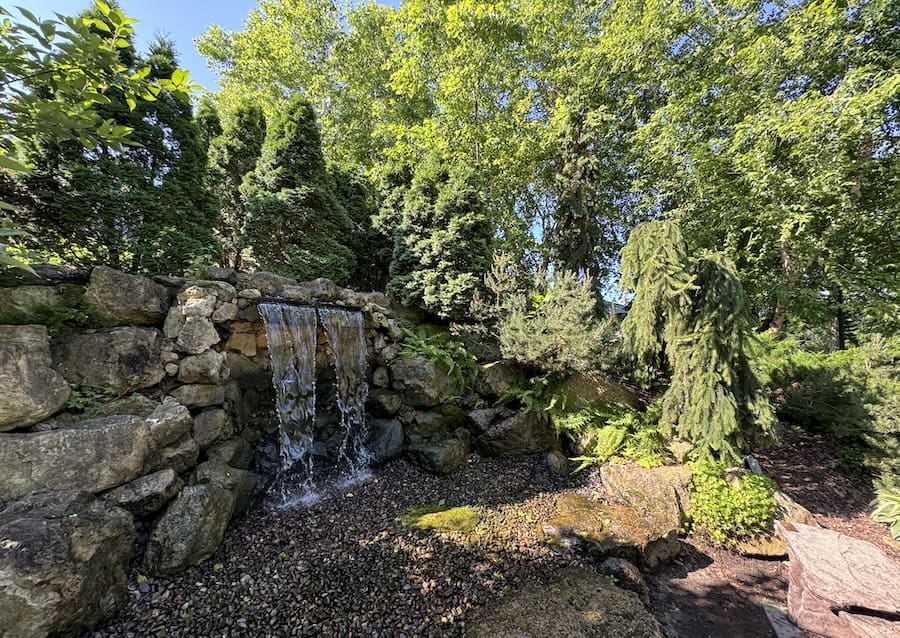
[648,426,899,638]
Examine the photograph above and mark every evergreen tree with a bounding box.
[330,166,391,291]
[376,156,492,320]
[243,95,355,282]
[207,98,266,268]
[17,35,217,274]
[620,220,775,462]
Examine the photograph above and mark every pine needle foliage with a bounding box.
[620,220,775,462]
[471,254,616,374]
[242,96,356,282]
[619,221,694,382]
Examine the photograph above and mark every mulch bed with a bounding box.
[85,427,897,637]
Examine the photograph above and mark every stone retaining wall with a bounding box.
[0,263,571,637]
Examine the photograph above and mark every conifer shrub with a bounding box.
[619,221,775,463]
[763,334,899,476]
[470,253,617,374]
[242,95,356,283]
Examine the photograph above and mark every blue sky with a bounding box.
[22,0,267,92]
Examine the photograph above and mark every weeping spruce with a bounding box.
[620,221,775,462]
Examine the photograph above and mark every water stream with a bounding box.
[319,307,371,476]
[258,303,318,493]
[259,302,370,503]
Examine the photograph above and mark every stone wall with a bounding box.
[0,263,570,637]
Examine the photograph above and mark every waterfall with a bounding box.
[319,307,371,476]
[258,303,318,489]
[259,302,370,499]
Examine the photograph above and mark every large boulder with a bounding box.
[84,266,170,325]
[238,271,296,296]
[0,399,194,501]
[207,437,253,470]
[144,484,234,577]
[192,408,234,449]
[0,325,70,431]
[178,349,229,384]
[600,464,693,527]
[366,388,403,417]
[169,383,225,408]
[0,283,83,319]
[175,316,221,354]
[476,411,557,457]
[390,356,453,408]
[779,522,900,638]
[102,469,183,518]
[407,429,471,474]
[558,371,642,411]
[52,326,166,390]
[192,461,257,519]
[474,361,520,399]
[469,567,663,638]
[0,490,134,638]
[541,493,681,569]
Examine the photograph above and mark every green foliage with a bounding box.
[0,300,112,336]
[554,402,672,471]
[687,461,778,547]
[872,477,900,541]
[377,156,493,320]
[400,327,478,394]
[620,221,776,463]
[0,2,196,274]
[495,376,560,415]
[207,97,266,269]
[471,253,616,374]
[765,334,900,476]
[243,95,356,283]
[13,34,216,275]
[65,385,120,414]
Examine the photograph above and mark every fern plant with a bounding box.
[872,478,900,540]
[400,327,479,393]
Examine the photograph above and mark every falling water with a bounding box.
[258,303,318,491]
[260,302,371,503]
[319,307,371,476]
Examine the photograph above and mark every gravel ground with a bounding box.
[86,455,593,638]
[86,428,898,638]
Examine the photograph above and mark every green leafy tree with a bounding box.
[620,220,775,462]
[207,97,266,269]
[602,0,900,333]
[0,1,194,270]
[376,155,492,320]
[15,34,216,274]
[243,95,355,282]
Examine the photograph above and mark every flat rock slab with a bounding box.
[541,493,680,569]
[469,567,663,637]
[779,522,900,637]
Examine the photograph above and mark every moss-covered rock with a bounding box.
[541,493,680,569]
[397,504,481,533]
